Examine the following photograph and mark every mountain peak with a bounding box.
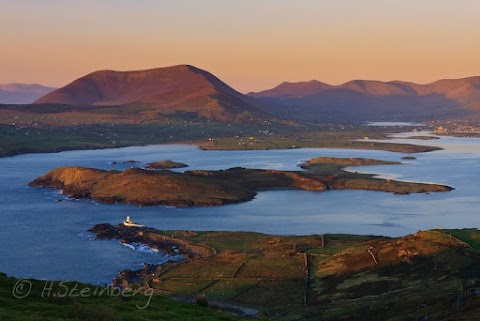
[248,80,332,99]
[33,65,260,122]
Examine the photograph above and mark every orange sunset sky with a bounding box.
[1,0,479,93]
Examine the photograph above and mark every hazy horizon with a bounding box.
[1,0,479,92]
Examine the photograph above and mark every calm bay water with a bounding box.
[0,130,479,283]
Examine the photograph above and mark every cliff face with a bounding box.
[29,166,256,207]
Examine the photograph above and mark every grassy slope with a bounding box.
[440,228,480,249]
[102,228,480,321]
[0,273,244,321]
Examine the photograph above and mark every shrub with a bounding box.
[68,304,119,321]
[196,294,209,307]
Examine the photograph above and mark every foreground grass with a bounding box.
[0,273,244,321]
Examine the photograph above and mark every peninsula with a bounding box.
[89,223,480,321]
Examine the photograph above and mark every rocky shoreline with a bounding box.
[89,223,217,288]
[89,224,216,259]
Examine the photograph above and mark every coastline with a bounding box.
[0,132,443,158]
[0,139,442,159]
[85,224,480,320]
[3,223,479,320]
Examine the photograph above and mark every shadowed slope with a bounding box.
[249,76,480,121]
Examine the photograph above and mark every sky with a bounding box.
[1,0,479,93]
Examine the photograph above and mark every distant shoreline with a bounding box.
[0,138,442,159]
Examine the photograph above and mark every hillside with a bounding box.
[250,76,480,121]
[0,83,55,104]
[34,65,261,122]
[90,225,480,321]
[0,273,244,321]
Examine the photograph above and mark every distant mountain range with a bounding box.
[248,77,480,121]
[27,66,480,123]
[35,65,260,122]
[0,84,55,104]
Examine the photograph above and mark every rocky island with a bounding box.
[145,160,189,169]
[29,157,453,207]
